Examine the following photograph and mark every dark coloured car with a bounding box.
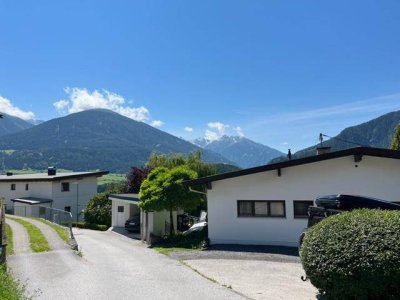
[299,194,400,248]
[125,215,140,232]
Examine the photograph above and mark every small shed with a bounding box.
[109,193,177,243]
[11,197,53,218]
[109,194,140,227]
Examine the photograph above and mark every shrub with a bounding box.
[72,222,108,231]
[300,209,400,300]
[84,192,111,227]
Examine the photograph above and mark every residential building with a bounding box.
[0,168,108,221]
[186,147,400,247]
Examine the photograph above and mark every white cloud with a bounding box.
[0,96,35,120]
[184,127,194,133]
[208,122,229,135]
[53,100,69,114]
[54,87,157,123]
[234,126,244,137]
[204,129,220,142]
[203,121,229,141]
[151,120,164,128]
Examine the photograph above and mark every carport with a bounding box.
[109,194,140,228]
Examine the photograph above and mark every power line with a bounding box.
[319,133,368,147]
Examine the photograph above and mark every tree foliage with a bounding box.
[147,151,216,178]
[125,166,153,193]
[84,192,112,227]
[391,123,400,150]
[301,209,400,300]
[139,166,201,235]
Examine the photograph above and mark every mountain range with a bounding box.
[0,109,232,173]
[193,135,283,168]
[0,113,33,136]
[0,109,399,173]
[271,110,400,162]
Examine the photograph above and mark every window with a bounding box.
[293,201,314,218]
[237,200,285,217]
[117,206,124,213]
[25,184,29,191]
[10,183,16,190]
[61,182,70,192]
[64,206,71,212]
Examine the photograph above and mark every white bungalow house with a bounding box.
[109,193,177,243]
[186,147,400,247]
[0,167,108,221]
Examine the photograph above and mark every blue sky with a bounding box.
[0,0,399,152]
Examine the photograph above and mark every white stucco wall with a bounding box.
[0,176,100,221]
[0,181,53,207]
[51,177,98,221]
[111,200,132,227]
[207,155,400,247]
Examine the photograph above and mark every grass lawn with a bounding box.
[6,224,14,255]
[152,234,206,256]
[0,266,28,300]
[153,246,199,256]
[7,217,50,253]
[34,218,70,243]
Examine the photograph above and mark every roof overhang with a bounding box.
[108,193,140,205]
[185,147,400,186]
[0,171,109,183]
[11,197,53,205]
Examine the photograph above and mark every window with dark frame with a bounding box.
[237,200,285,217]
[10,183,16,190]
[117,206,124,213]
[25,183,29,191]
[64,206,71,212]
[61,182,70,192]
[293,200,314,218]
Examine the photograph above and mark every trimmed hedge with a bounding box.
[72,222,108,231]
[300,209,400,300]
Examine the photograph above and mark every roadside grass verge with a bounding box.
[6,224,14,255]
[7,217,50,253]
[0,265,28,300]
[34,218,70,243]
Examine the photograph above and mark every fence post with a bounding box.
[0,198,7,265]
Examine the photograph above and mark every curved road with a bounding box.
[8,228,245,300]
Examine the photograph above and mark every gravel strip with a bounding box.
[169,244,301,263]
[6,218,32,255]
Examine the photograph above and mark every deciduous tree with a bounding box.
[139,166,201,235]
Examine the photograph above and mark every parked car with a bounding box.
[299,194,400,248]
[125,215,140,232]
[183,221,207,238]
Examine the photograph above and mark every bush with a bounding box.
[72,222,108,231]
[300,209,400,300]
[84,193,111,227]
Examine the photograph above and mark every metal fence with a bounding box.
[0,198,6,264]
[5,205,73,238]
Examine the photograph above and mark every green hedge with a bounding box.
[72,222,108,231]
[300,209,400,300]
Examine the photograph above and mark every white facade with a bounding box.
[206,155,400,247]
[109,194,177,243]
[0,171,107,221]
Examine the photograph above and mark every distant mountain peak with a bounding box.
[193,135,283,168]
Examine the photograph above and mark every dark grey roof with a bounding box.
[0,171,109,182]
[11,197,53,205]
[108,193,139,203]
[186,147,400,186]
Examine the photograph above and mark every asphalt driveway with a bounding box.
[8,228,244,300]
